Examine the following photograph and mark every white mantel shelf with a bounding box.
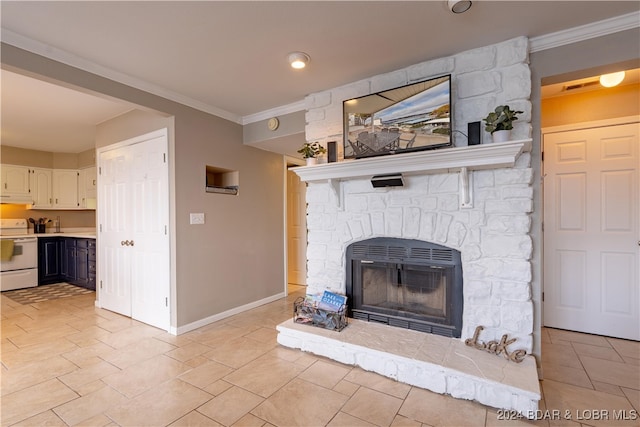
[291,139,532,182]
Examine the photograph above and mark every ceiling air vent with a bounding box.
[563,80,600,91]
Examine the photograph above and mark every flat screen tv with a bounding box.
[343,75,451,159]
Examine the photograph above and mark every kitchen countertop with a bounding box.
[39,232,96,239]
[0,232,96,239]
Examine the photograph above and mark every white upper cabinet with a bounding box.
[30,168,53,208]
[52,170,80,209]
[0,165,31,203]
[1,164,96,210]
[79,166,97,209]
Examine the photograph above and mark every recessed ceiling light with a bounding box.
[599,71,625,88]
[288,52,310,69]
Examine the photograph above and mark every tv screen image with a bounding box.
[343,75,451,159]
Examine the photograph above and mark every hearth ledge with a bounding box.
[277,318,540,419]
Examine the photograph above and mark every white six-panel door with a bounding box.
[98,129,170,331]
[543,122,639,340]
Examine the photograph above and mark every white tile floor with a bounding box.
[1,283,638,426]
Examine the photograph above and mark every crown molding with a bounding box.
[530,11,640,53]
[1,28,243,124]
[241,99,306,125]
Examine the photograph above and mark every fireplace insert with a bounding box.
[346,238,463,338]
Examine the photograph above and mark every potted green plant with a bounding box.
[483,105,523,143]
[298,142,327,165]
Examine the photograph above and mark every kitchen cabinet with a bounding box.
[79,166,97,209]
[87,239,96,290]
[1,164,96,210]
[53,170,80,208]
[30,168,53,208]
[39,237,95,290]
[0,165,31,203]
[62,238,77,282]
[38,237,63,285]
[74,238,90,287]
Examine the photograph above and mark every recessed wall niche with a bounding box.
[205,165,239,195]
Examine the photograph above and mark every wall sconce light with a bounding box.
[288,52,310,69]
[599,71,625,88]
[448,0,472,14]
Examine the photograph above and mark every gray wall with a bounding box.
[2,43,286,330]
[243,111,307,158]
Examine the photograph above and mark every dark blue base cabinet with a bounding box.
[38,237,96,290]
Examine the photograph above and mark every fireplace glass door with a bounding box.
[358,262,452,325]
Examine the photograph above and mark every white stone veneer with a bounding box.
[282,36,539,415]
[301,36,535,353]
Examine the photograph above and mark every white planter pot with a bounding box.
[306,157,317,166]
[491,130,511,143]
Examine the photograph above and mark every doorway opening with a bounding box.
[541,67,639,340]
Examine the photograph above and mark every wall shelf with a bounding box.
[291,139,532,208]
[206,165,239,196]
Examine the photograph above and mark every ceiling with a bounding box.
[1,1,639,154]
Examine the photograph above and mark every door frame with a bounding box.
[541,115,640,332]
[96,128,173,332]
[284,155,305,296]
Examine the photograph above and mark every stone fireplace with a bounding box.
[277,36,540,417]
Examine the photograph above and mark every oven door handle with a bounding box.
[8,237,38,243]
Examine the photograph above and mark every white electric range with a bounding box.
[0,219,38,291]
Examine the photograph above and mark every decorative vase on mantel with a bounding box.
[306,157,318,166]
[491,129,511,143]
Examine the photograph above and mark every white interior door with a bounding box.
[98,129,170,330]
[99,147,132,316]
[129,136,170,328]
[543,122,639,340]
[287,169,307,286]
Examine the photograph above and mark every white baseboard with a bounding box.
[171,292,286,335]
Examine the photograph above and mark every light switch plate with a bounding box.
[190,213,205,224]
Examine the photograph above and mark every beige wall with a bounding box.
[95,107,285,327]
[0,204,96,228]
[1,145,54,167]
[0,145,97,169]
[1,42,286,330]
[542,82,640,128]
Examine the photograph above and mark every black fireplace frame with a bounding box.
[346,238,463,338]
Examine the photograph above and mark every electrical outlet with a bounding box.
[190,213,205,225]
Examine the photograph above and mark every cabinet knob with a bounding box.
[130,240,134,247]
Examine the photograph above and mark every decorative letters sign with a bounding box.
[465,326,527,363]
